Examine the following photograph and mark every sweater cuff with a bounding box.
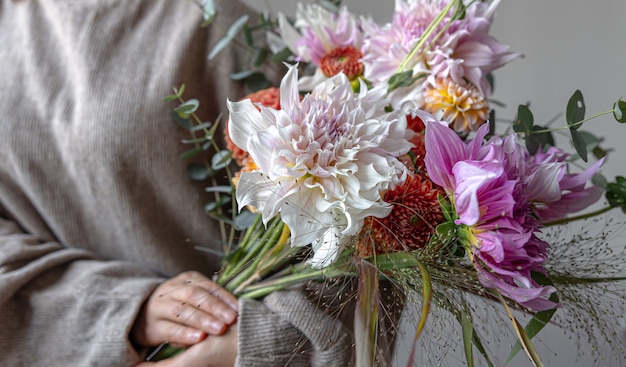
[236,297,312,366]
[235,287,352,367]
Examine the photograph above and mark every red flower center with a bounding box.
[319,46,364,80]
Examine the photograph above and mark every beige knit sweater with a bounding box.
[0,1,361,366]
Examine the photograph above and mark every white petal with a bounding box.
[226,99,263,151]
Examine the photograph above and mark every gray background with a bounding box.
[242,1,626,365]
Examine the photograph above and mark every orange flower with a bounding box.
[356,174,444,257]
[319,46,364,80]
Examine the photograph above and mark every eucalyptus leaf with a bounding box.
[531,125,555,149]
[208,37,232,60]
[525,134,540,155]
[180,146,203,160]
[205,185,233,194]
[175,99,200,118]
[205,196,232,213]
[234,210,259,230]
[271,47,293,64]
[209,212,234,225]
[211,150,232,171]
[230,69,257,81]
[208,15,249,60]
[566,89,585,129]
[190,121,214,133]
[513,105,533,136]
[171,111,192,129]
[592,173,608,189]
[227,15,249,37]
[569,128,588,162]
[606,176,626,212]
[176,84,186,98]
[613,99,626,123]
[242,24,253,47]
[186,163,212,181]
[199,0,217,27]
[254,48,269,67]
[181,137,208,145]
[245,72,270,92]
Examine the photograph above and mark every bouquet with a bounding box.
[159,0,626,365]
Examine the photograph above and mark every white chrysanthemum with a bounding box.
[227,64,413,268]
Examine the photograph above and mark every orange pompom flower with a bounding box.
[356,173,444,258]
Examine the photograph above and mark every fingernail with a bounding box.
[190,330,204,342]
[209,321,225,333]
[222,309,237,323]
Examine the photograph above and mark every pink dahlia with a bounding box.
[423,113,604,311]
[361,0,519,112]
[279,4,365,90]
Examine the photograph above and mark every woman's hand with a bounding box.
[136,323,238,367]
[131,271,238,348]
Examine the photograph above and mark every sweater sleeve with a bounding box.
[0,215,163,367]
[236,280,404,367]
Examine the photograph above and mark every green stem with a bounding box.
[530,110,613,134]
[396,0,457,73]
[542,206,614,227]
[238,264,349,299]
[224,218,285,292]
[217,214,265,284]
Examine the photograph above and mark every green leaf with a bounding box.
[525,134,540,155]
[613,98,626,123]
[163,94,179,102]
[271,47,293,64]
[211,150,232,171]
[569,128,588,162]
[171,111,192,129]
[208,15,249,60]
[606,176,626,213]
[406,261,433,365]
[242,24,253,47]
[205,196,232,213]
[505,274,559,365]
[254,48,269,67]
[205,185,233,194]
[189,121,214,133]
[531,125,555,149]
[354,259,380,367]
[497,292,545,367]
[180,146,203,160]
[566,89,585,129]
[176,84,186,98]
[461,307,475,367]
[199,0,217,27]
[592,173,608,189]
[230,69,257,81]
[186,163,213,181]
[245,73,270,92]
[234,210,259,230]
[175,99,200,118]
[387,70,415,92]
[513,105,533,136]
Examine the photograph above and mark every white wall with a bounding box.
[243,1,626,365]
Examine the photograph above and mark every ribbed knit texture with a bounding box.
[0,1,360,366]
